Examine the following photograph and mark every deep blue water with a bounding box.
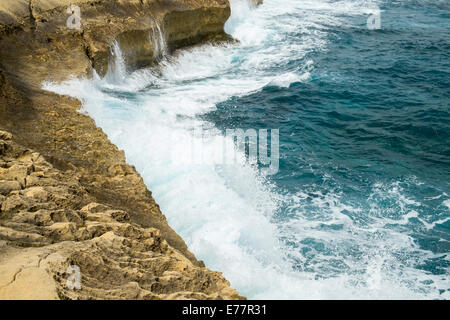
[205,0,450,290]
[48,0,450,299]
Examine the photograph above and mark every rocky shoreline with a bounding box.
[0,0,242,300]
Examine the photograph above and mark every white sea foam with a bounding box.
[444,199,450,211]
[43,0,449,299]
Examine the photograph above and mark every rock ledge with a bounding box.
[0,0,243,300]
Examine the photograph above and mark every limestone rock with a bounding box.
[0,0,243,300]
[0,131,12,140]
[0,0,232,79]
[0,180,21,195]
[0,128,243,300]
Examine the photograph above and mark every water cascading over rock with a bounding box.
[151,20,168,60]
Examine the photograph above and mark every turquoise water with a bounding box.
[46,0,449,299]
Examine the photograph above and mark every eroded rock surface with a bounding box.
[0,0,231,79]
[0,132,241,299]
[0,0,242,300]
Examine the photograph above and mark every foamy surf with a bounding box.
[44,0,449,299]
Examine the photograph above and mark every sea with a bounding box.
[45,0,450,299]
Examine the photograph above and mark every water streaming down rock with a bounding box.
[105,40,127,83]
[151,20,167,60]
[104,20,166,83]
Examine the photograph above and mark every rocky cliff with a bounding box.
[0,0,242,300]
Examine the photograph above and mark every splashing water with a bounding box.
[44,0,450,299]
[150,19,167,60]
[105,41,127,84]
